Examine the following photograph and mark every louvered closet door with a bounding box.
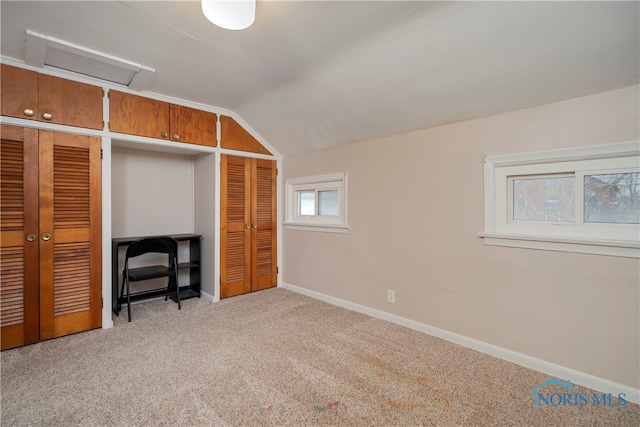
[251,159,277,291]
[38,130,102,340]
[220,155,277,298]
[0,125,39,350]
[220,155,252,298]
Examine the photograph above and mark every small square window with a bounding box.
[285,173,348,233]
[296,189,339,217]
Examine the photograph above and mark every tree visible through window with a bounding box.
[482,141,639,258]
[513,176,575,222]
[584,172,639,224]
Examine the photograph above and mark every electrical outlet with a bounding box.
[387,289,395,304]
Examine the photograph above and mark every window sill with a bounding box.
[478,232,639,258]
[284,222,349,234]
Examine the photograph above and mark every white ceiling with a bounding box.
[1,1,638,156]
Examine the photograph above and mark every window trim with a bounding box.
[284,172,348,233]
[480,141,640,258]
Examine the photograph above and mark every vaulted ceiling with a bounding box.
[1,1,638,156]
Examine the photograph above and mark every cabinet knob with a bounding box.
[253,223,257,229]
[246,224,251,229]
[161,132,168,138]
[172,134,180,141]
[42,112,53,120]
[42,232,52,241]
[26,233,37,242]
[23,108,35,117]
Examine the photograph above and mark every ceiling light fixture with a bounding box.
[201,0,256,31]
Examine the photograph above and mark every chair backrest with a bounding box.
[125,237,178,260]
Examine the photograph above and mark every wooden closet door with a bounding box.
[0,125,40,350]
[251,159,277,291]
[220,155,277,298]
[220,155,252,298]
[38,130,102,340]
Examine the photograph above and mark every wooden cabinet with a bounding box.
[0,124,102,350]
[109,90,217,147]
[1,64,103,130]
[109,90,168,140]
[171,104,217,147]
[220,116,271,155]
[220,155,277,298]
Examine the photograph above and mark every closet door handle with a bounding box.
[161,132,168,138]
[23,109,35,117]
[42,232,52,241]
[252,224,257,229]
[246,224,251,229]
[26,233,37,242]
[42,112,53,120]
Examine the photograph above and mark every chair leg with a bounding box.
[125,274,132,322]
[175,273,181,310]
[174,258,181,310]
[117,273,126,316]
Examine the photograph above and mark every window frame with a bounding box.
[284,172,348,233]
[481,141,639,258]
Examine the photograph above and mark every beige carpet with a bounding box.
[1,288,638,426]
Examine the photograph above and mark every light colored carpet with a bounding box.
[1,288,638,426]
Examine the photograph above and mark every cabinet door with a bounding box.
[220,155,252,298]
[220,116,272,155]
[0,65,103,130]
[1,64,39,121]
[170,104,217,147]
[0,125,40,350]
[38,74,103,130]
[38,130,102,340]
[109,90,170,140]
[251,159,277,291]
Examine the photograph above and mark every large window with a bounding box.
[285,172,348,233]
[482,141,639,258]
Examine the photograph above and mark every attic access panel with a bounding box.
[25,30,154,89]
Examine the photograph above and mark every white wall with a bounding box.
[194,152,217,298]
[111,146,194,236]
[282,85,640,390]
[111,146,195,292]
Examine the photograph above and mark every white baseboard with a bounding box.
[200,289,217,303]
[280,282,640,405]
